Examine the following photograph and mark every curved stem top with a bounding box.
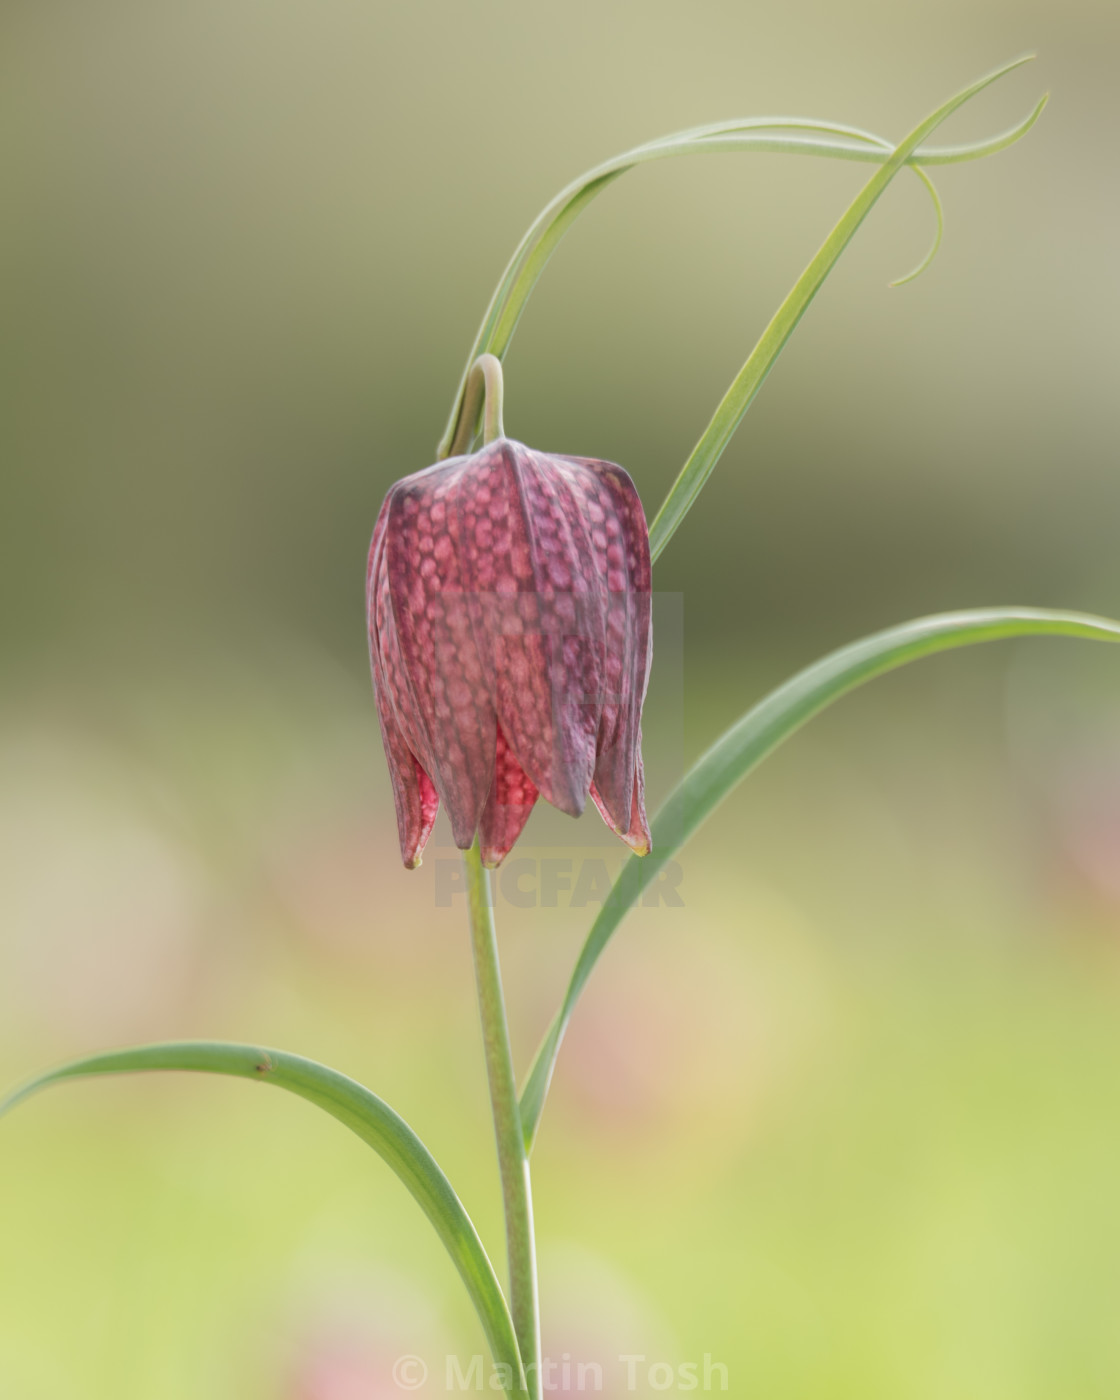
[452,354,506,457]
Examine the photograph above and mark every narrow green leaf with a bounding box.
[646,56,1036,563]
[520,607,1120,1151]
[0,1041,525,1394]
[436,85,1044,459]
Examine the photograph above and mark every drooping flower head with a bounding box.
[367,438,652,868]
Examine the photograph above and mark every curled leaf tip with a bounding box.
[888,164,945,287]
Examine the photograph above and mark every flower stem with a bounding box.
[450,353,505,455]
[464,839,540,1398]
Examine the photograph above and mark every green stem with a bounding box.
[451,353,506,456]
[465,840,540,1398]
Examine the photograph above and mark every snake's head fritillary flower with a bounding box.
[367,438,652,869]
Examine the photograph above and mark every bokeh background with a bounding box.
[3,1,1120,1395]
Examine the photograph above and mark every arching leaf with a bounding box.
[646,56,1036,561]
[1,1041,525,1394]
[520,608,1120,1151]
[438,67,1044,459]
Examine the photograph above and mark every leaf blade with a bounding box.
[646,55,1036,563]
[520,607,1120,1150]
[0,1041,525,1394]
[436,79,1045,460]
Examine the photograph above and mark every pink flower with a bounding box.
[367,438,652,869]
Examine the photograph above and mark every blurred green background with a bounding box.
[3,1,1120,1395]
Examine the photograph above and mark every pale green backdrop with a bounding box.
[2,2,1120,1396]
